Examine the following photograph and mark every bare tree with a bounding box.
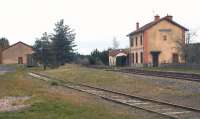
[186,30,198,44]
[113,37,119,49]
[176,30,200,64]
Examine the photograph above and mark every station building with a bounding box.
[127,15,188,67]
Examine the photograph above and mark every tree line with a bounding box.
[74,49,109,66]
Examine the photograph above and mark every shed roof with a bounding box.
[2,41,33,52]
[109,49,129,57]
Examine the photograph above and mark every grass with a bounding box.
[0,65,138,119]
[0,99,133,119]
[39,64,200,109]
[40,64,181,96]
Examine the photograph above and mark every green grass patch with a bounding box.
[0,65,137,119]
[0,99,133,119]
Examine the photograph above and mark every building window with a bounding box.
[132,53,134,64]
[163,35,167,41]
[140,52,143,63]
[140,35,143,45]
[130,38,133,47]
[135,37,138,46]
[136,52,138,64]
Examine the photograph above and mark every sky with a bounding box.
[0,0,200,54]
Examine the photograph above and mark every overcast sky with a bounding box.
[0,0,200,54]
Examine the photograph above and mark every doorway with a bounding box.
[172,53,179,63]
[116,56,127,67]
[18,57,23,64]
[150,51,160,67]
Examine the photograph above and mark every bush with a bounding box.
[74,57,90,66]
[51,81,59,86]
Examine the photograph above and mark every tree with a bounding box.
[113,37,119,49]
[186,30,198,44]
[99,50,109,65]
[51,19,76,66]
[176,30,200,64]
[0,37,9,64]
[33,32,50,69]
[89,49,102,65]
[0,37,9,50]
[184,43,200,64]
[88,49,109,65]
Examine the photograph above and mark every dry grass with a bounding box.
[41,64,183,97]
[40,64,200,109]
[0,65,149,119]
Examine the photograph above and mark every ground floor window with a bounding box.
[140,52,143,63]
[136,53,138,64]
[132,53,134,64]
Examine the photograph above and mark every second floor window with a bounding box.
[135,37,138,46]
[163,35,167,41]
[140,35,143,45]
[130,38,133,46]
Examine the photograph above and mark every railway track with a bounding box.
[29,72,200,119]
[86,65,200,82]
[108,68,200,82]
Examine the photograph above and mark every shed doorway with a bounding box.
[116,56,127,67]
[18,57,23,64]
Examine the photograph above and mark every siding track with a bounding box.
[108,68,200,82]
[86,66,200,82]
[29,72,200,119]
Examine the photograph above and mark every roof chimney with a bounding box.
[136,22,139,30]
[154,15,160,21]
[166,15,173,20]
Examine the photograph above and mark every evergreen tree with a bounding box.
[33,32,50,69]
[99,50,109,65]
[51,19,76,66]
[0,37,9,50]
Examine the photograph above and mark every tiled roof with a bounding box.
[127,16,188,36]
[109,49,129,57]
[2,41,33,52]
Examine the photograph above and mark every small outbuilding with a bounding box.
[109,49,129,67]
[1,41,34,65]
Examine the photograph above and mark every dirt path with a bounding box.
[0,96,31,112]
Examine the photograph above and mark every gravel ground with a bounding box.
[121,73,200,109]
[0,96,31,112]
[48,86,171,119]
[0,66,15,75]
[41,65,200,111]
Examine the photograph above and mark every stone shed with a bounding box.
[1,41,34,65]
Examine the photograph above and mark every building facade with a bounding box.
[128,15,188,67]
[1,41,34,65]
